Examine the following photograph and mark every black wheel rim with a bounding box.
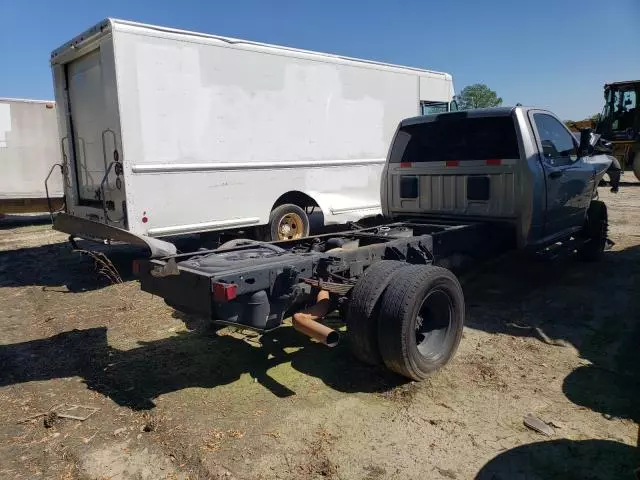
[414,288,453,361]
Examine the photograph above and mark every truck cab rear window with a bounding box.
[392,116,520,163]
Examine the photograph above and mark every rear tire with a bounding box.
[577,200,608,262]
[377,265,465,381]
[346,261,410,365]
[267,204,310,241]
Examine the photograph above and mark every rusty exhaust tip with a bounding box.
[292,312,341,347]
[325,330,340,348]
[292,289,340,347]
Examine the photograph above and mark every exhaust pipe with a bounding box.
[292,290,340,347]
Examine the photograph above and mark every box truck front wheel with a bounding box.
[268,204,310,241]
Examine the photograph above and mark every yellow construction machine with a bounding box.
[596,80,640,180]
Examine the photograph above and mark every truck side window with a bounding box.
[533,114,578,166]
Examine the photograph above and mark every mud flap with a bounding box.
[53,213,177,258]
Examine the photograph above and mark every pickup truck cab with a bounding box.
[135,106,613,382]
[382,106,613,251]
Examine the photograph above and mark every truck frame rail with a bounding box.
[137,219,508,328]
[135,218,515,380]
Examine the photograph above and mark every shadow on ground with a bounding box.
[474,439,639,480]
[0,214,52,229]
[0,315,404,410]
[0,230,211,291]
[464,244,640,423]
[0,214,352,292]
[0,242,147,291]
[620,181,640,188]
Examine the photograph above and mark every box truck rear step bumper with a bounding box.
[53,213,177,258]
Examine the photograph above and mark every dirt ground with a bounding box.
[1,182,639,480]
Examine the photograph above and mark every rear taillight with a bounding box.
[212,282,238,303]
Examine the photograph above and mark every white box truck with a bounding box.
[50,19,456,255]
[0,98,63,215]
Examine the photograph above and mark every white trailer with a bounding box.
[0,98,63,215]
[50,19,455,254]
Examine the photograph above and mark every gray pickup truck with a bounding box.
[382,107,612,251]
[135,106,614,381]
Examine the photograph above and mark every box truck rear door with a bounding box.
[66,49,111,206]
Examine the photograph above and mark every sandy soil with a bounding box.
[0,184,639,480]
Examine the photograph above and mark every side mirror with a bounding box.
[578,128,594,157]
[449,99,459,112]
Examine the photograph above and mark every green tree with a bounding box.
[458,84,503,110]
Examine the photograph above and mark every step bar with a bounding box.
[53,213,177,258]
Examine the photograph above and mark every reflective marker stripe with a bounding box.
[395,159,519,168]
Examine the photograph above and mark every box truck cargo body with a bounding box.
[0,98,63,214]
[50,19,455,250]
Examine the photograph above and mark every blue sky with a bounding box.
[1,0,639,120]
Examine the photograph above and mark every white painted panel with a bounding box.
[113,29,426,234]
[0,103,10,148]
[116,31,417,166]
[0,99,63,199]
[125,163,385,236]
[420,76,452,102]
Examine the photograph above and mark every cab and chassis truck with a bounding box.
[135,107,614,380]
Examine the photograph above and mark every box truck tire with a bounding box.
[268,204,310,241]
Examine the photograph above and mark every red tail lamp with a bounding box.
[212,282,237,302]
